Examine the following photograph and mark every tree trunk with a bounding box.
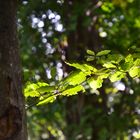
[0,1,27,140]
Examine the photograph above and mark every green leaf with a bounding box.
[129,66,140,77]
[107,54,123,64]
[64,71,87,86]
[99,73,109,79]
[37,82,49,87]
[37,86,55,93]
[86,56,95,61]
[24,83,40,97]
[134,59,140,66]
[61,85,85,96]
[103,62,116,68]
[24,82,54,97]
[25,83,39,91]
[109,71,125,82]
[125,54,133,63]
[37,95,56,105]
[88,77,103,91]
[25,82,48,92]
[66,62,96,73]
[119,61,133,71]
[96,50,111,57]
[86,50,95,55]
[25,90,40,97]
[101,2,114,13]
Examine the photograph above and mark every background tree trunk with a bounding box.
[0,1,27,140]
[63,1,104,139]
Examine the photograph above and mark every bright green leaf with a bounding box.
[37,95,56,105]
[134,59,140,66]
[99,73,109,79]
[64,71,87,86]
[101,2,114,13]
[37,82,49,87]
[125,54,133,63]
[129,66,140,77]
[37,86,55,93]
[88,77,103,91]
[109,71,125,82]
[61,85,85,96]
[25,90,40,97]
[66,62,96,73]
[103,62,116,68]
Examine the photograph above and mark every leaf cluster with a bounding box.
[24,50,140,105]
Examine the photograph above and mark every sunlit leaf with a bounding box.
[134,59,140,66]
[37,95,56,105]
[99,73,109,79]
[37,86,55,93]
[66,62,96,73]
[24,83,40,97]
[25,83,39,91]
[101,2,114,13]
[64,71,87,85]
[103,62,116,68]
[109,71,125,82]
[24,82,53,97]
[129,66,140,77]
[61,85,85,96]
[25,90,40,97]
[88,77,103,91]
[37,82,49,87]
[125,54,133,63]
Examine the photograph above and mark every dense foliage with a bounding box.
[19,0,140,140]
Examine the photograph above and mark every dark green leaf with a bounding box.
[96,50,111,57]
[86,50,95,55]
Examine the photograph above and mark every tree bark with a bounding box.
[0,1,27,140]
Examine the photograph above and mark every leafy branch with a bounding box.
[24,49,140,106]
